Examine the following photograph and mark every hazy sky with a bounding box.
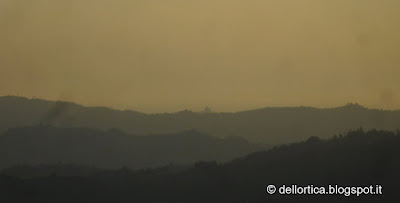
[1,0,399,113]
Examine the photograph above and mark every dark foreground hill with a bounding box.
[1,129,399,202]
[0,126,262,169]
[1,96,400,144]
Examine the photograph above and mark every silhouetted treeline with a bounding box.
[1,129,399,202]
[1,96,400,144]
[0,125,263,169]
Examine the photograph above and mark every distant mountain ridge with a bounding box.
[0,125,261,169]
[1,96,399,144]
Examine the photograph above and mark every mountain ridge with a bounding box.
[1,95,396,114]
[0,125,262,169]
[1,96,399,144]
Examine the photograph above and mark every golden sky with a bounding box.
[0,0,399,112]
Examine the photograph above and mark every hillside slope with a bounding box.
[0,125,262,169]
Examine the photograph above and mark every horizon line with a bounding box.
[1,95,398,114]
